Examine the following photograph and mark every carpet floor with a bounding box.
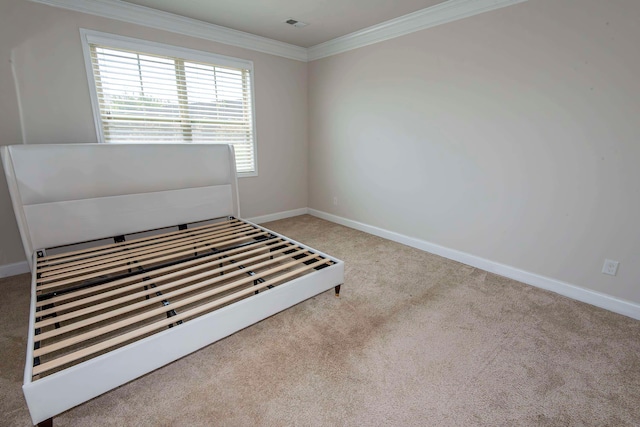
[1,215,639,426]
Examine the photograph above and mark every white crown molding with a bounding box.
[28,0,308,62]
[308,209,640,321]
[29,0,527,62]
[307,0,529,61]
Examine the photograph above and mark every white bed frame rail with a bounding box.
[22,229,343,424]
[1,143,344,426]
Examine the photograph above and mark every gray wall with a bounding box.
[0,0,308,266]
[2,0,639,308]
[308,0,640,303]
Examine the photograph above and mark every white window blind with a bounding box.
[83,32,257,175]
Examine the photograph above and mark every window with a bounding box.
[80,30,257,175]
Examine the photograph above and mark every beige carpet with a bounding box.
[2,215,640,426]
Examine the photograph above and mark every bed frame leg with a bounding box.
[334,285,341,297]
[38,418,53,427]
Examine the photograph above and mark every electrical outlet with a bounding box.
[602,259,619,276]
[333,196,338,206]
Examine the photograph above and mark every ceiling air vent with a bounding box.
[285,18,308,28]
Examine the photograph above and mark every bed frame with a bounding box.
[1,143,344,426]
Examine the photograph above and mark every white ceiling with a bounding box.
[121,0,448,48]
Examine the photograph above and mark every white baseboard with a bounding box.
[308,208,640,321]
[0,260,30,278]
[3,206,639,322]
[245,208,309,225]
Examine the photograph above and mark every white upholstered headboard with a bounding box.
[1,143,240,270]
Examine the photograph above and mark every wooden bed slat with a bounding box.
[36,231,270,290]
[38,224,254,276]
[38,225,256,280]
[32,256,328,375]
[37,220,244,272]
[35,240,291,312]
[33,254,323,357]
[35,246,303,330]
[37,226,263,285]
[38,218,238,264]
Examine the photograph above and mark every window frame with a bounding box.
[79,29,259,177]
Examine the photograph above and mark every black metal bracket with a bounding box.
[141,277,181,328]
[220,253,275,294]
